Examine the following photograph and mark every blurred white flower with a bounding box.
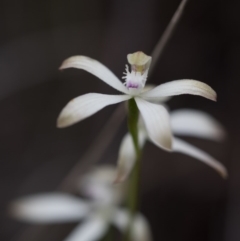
[115,110,228,182]
[10,166,152,241]
[57,51,216,151]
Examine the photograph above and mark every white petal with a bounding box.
[172,138,228,178]
[60,56,128,93]
[113,209,152,241]
[81,165,118,185]
[10,193,90,223]
[57,94,131,128]
[63,216,107,241]
[140,79,217,101]
[171,109,226,141]
[80,165,126,204]
[115,131,147,183]
[135,98,172,151]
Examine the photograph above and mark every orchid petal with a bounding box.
[80,165,125,204]
[10,193,90,223]
[171,109,226,141]
[60,56,128,93]
[63,216,107,241]
[172,138,228,178]
[141,79,216,101]
[115,131,147,183]
[81,165,117,185]
[57,94,130,128]
[135,98,172,150]
[113,209,152,241]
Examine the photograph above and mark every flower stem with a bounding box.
[123,98,142,241]
[102,226,113,241]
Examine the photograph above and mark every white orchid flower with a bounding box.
[10,166,152,241]
[57,51,216,151]
[115,110,228,182]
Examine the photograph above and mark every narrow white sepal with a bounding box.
[57,94,131,128]
[63,216,108,241]
[140,79,217,101]
[113,209,152,241]
[135,97,172,151]
[172,137,228,178]
[171,109,226,141]
[59,56,129,94]
[10,193,90,223]
[115,131,147,183]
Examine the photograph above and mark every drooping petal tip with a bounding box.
[57,111,74,128]
[59,56,84,70]
[57,118,69,128]
[212,91,217,102]
[212,163,228,179]
[173,138,228,179]
[220,167,228,179]
[59,57,73,70]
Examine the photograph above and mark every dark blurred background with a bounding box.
[0,0,239,240]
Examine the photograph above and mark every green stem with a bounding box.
[123,98,142,241]
[102,226,113,241]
